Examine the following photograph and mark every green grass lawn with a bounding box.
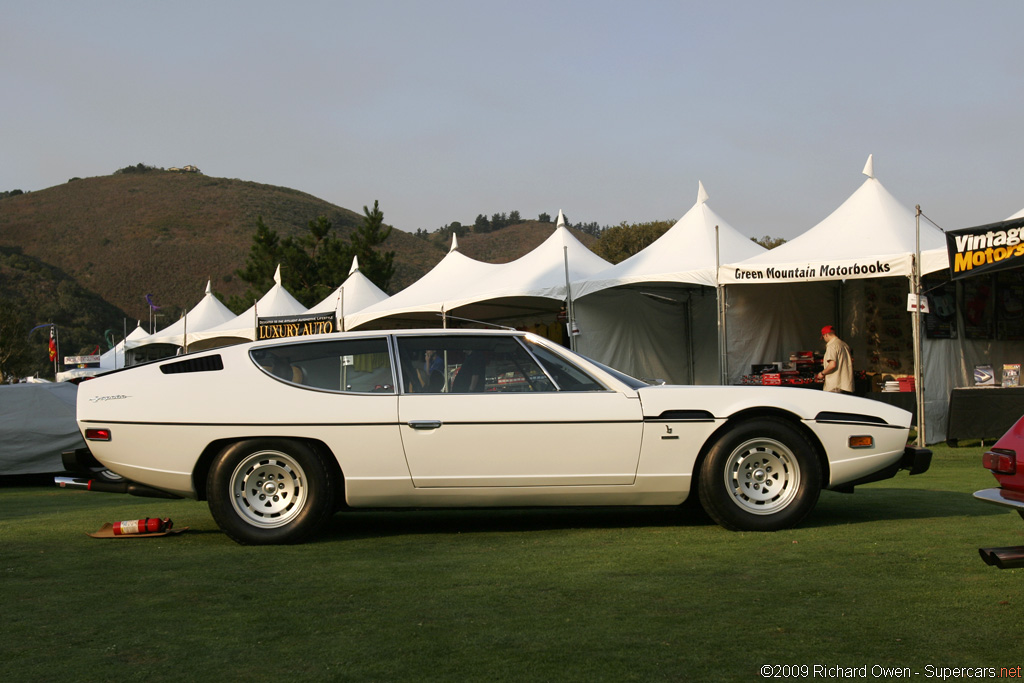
[1,443,1020,682]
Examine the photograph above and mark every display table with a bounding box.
[946,386,1024,445]
[863,392,917,426]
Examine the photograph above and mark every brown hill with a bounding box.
[0,172,598,322]
[0,172,445,320]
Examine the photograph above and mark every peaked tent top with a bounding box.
[134,280,237,347]
[574,182,765,297]
[719,156,949,284]
[187,265,307,346]
[307,260,390,319]
[344,218,610,329]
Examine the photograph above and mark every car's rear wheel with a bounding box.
[207,439,335,545]
[698,418,821,531]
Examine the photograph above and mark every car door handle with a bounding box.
[408,420,443,430]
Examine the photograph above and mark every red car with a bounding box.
[975,415,1024,568]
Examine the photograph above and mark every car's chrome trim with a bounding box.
[78,419,396,427]
[974,487,1024,511]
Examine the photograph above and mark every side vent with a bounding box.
[651,409,715,421]
[815,411,887,426]
[160,355,224,375]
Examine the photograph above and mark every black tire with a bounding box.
[206,438,336,545]
[698,418,821,531]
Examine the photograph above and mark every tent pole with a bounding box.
[339,288,345,332]
[564,245,576,352]
[686,296,695,383]
[913,206,926,447]
[716,226,728,385]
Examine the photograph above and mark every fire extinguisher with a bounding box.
[112,518,173,535]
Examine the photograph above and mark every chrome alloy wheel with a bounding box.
[229,450,307,528]
[723,437,801,515]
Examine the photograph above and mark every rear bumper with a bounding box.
[901,446,932,475]
[974,487,1024,511]
[61,446,104,475]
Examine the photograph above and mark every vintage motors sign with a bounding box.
[256,312,336,340]
[946,217,1024,280]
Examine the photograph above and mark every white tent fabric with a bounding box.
[188,265,307,350]
[719,157,952,442]
[306,257,390,329]
[575,181,765,297]
[128,280,236,350]
[100,322,150,370]
[573,182,765,384]
[346,214,611,329]
[345,237,502,329]
[719,156,949,284]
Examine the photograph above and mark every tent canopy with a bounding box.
[188,265,306,350]
[719,156,949,284]
[346,212,610,329]
[306,256,390,328]
[573,183,761,384]
[575,181,765,297]
[129,280,236,349]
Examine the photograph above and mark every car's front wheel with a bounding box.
[698,418,821,531]
[207,439,336,545]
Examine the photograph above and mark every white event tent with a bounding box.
[306,257,390,330]
[573,182,765,384]
[719,156,952,442]
[127,280,236,355]
[346,212,611,333]
[188,265,307,351]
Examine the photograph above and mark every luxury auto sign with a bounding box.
[945,216,1024,280]
[256,312,336,340]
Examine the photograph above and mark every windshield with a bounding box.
[579,355,651,390]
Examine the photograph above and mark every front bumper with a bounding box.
[974,487,1024,511]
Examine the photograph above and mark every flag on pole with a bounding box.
[48,326,57,361]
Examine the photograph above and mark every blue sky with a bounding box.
[3,1,1022,240]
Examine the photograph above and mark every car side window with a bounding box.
[396,335,556,394]
[250,338,394,393]
[526,342,606,392]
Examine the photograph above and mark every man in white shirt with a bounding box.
[816,325,853,393]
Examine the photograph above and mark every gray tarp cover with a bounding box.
[0,382,85,474]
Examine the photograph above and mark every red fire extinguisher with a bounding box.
[112,518,173,535]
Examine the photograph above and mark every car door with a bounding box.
[395,334,643,487]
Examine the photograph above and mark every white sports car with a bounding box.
[63,329,931,544]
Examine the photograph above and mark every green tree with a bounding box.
[752,235,787,249]
[352,200,395,291]
[593,220,674,264]
[231,215,348,310]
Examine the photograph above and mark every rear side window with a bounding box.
[250,338,394,393]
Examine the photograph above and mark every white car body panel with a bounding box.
[76,329,916,511]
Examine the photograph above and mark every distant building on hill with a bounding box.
[169,165,202,174]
